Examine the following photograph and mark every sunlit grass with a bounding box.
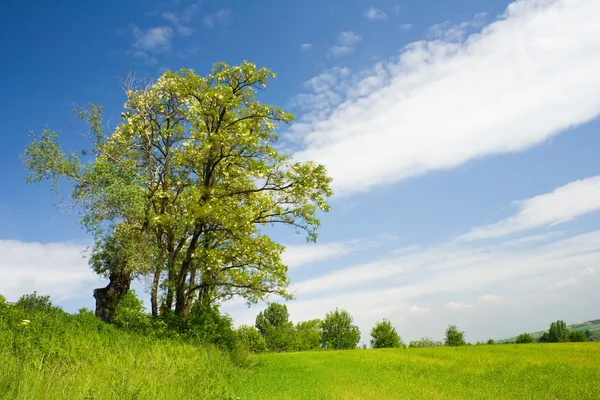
[234,343,600,400]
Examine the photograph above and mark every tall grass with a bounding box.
[0,297,241,399]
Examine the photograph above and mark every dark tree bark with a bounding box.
[93,269,132,323]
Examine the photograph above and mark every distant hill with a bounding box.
[497,319,600,343]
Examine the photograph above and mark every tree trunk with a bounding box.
[93,269,132,323]
[151,267,161,317]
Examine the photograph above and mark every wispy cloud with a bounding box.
[459,176,600,242]
[0,240,102,302]
[132,26,173,52]
[328,31,362,58]
[300,43,313,52]
[282,242,354,270]
[399,23,412,31]
[366,7,388,21]
[202,9,233,28]
[291,0,600,196]
[161,1,202,36]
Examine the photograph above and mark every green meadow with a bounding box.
[235,344,600,400]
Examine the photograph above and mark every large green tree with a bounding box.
[444,325,466,347]
[23,62,332,321]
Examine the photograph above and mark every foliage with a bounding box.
[236,325,266,353]
[185,303,238,351]
[14,291,61,314]
[255,303,296,352]
[370,319,405,349]
[569,330,588,342]
[537,332,550,343]
[112,289,153,334]
[23,61,333,319]
[320,309,361,350]
[549,320,570,343]
[487,338,494,345]
[295,319,322,351]
[408,337,444,348]
[445,325,467,347]
[515,333,534,344]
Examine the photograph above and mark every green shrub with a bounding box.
[370,319,405,348]
[112,290,153,334]
[515,333,534,344]
[408,337,443,348]
[445,325,466,347]
[295,319,322,351]
[321,308,361,350]
[185,303,238,351]
[236,325,267,353]
[568,330,587,342]
[487,338,494,345]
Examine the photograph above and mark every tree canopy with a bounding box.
[23,61,333,321]
[320,309,361,350]
[370,319,404,348]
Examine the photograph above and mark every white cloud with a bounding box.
[282,242,353,269]
[132,26,173,52]
[161,2,201,37]
[478,294,507,305]
[409,305,431,314]
[399,23,413,31]
[291,0,600,196]
[366,7,388,21]
[203,9,233,28]
[300,43,313,52]
[0,240,103,302]
[459,176,600,241]
[548,277,577,290]
[328,31,362,58]
[444,301,473,310]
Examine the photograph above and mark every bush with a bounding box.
[515,333,534,344]
[370,319,404,348]
[14,291,62,314]
[236,325,266,353]
[445,325,466,347]
[112,290,153,334]
[568,330,588,342]
[487,338,494,345]
[295,319,322,351]
[408,337,443,348]
[320,309,361,350]
[185,303,238,351]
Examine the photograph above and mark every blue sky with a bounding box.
[1,0,599,344]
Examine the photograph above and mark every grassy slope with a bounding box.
[235,344,600,400]
[0,305,240,400]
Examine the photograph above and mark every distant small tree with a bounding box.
[568,330,587,342]
[370,319,404,348]
[515,333,534,344]
[445,325,466,347]
[236,325,267,353]
[255,303,295,352]
[548,320,569,343]
[487,338,494,345]
[295,319,322,351]
[321,308,361,350]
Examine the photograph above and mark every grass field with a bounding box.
[235,343,600,400]
[2,298,599,399]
